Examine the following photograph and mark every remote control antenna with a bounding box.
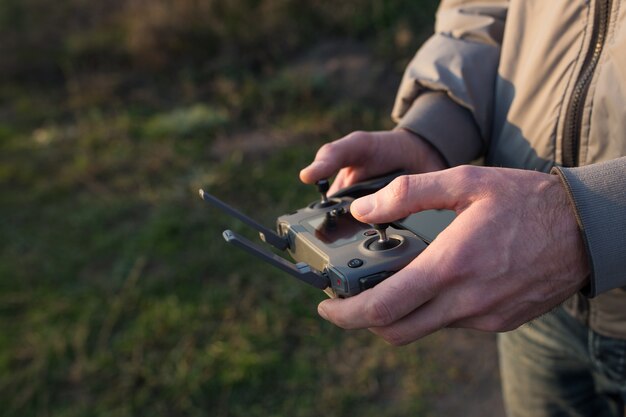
[199,189,289,250]
[223,230,330,290]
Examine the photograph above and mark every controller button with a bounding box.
[327,267,348,293]
[364,230,377,236]
[359,272,393,291]
[348,258,364,268]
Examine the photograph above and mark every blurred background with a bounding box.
[0,1,503,416]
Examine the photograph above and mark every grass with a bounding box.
[0,107,440,415]
[0,1,448,415]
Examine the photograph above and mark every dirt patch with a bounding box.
[425,330,505,417]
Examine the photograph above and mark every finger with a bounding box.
[369,291,460,345]
[327,168,366,195]
[299,131,376,184]
[350,166,478,224]
[317,251,441,329]
[366,267,478,345]
[327,169,351,195]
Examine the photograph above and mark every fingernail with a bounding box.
[351,196,374,217]
[318,303,329,320]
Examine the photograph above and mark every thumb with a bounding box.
[350,170,466,223]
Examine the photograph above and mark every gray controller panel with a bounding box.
[276,197,427,297]
[200,173,455,298]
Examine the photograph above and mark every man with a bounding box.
[299,1,626,416]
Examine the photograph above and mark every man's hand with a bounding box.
[317,166,590,345]
[300,129,446,195]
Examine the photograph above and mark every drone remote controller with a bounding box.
[200,172,454,298]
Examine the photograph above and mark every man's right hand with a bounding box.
[299,129,447,195]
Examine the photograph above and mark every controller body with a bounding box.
[200,172,454,298]
[276,197,427,297]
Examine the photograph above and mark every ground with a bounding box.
[427,330,505,417]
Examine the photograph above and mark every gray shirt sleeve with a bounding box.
[552,157,626,297]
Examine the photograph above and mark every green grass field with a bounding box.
[0,1,460,416]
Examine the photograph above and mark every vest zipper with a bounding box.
[562,0,612,167]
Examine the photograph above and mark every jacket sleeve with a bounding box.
[393,0,509,167]
[552,158,626,297]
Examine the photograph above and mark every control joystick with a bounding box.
[313,179,339,208]
[368,223,401,251]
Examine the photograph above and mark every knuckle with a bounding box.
[458,291,500,323]
[476,315,507,332]
[464,291,495,317]
[472,302,495,320]
[451,165,477,183]
[490,311,524,332]
[387,175,411,206]
[502,321,523,332]
[379,328,411,346]
[438,250,472,284]
[332,317,353,330]
[326,311,354,330]
[365,298,396,327]
[346,130,371,141]
[317,142,335,159]
[450,165,493,196]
